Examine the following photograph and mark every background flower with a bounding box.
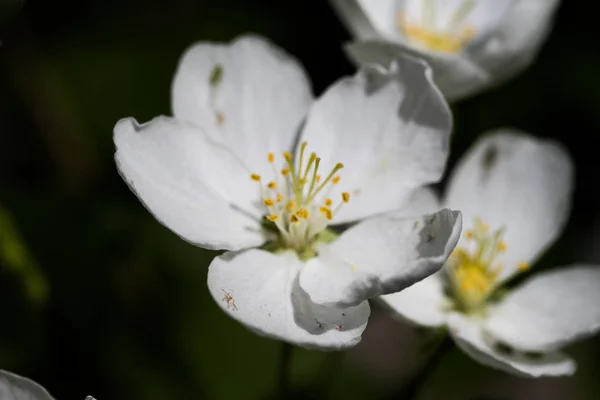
[331,0,562,101]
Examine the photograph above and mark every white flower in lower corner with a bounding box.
[113,34,462,349]
[331,0,562,101]
[384,130,600,377]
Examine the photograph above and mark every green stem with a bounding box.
[278,342,293,398]
[391,334,453,400]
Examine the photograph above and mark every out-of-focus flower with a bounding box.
[113,35,462,349]
[384,130,600,377]
[0,369,55,400]
[331,0,562,101]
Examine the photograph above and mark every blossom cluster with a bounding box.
[111,0,600,379]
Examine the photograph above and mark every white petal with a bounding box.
[299,209,462,307]
[298,56,452,223]
[207,249,370,350]
[330,0,382,39]
[381,272,449,327]
[345,41,490,102]
[391,186,441,218]
[0,370,55,400]
[171,34,313,176]
[448,313,576,377]
[485,266,600,353]
[474,0,561,88]
[114,116,265,251]
[443,130,574,281]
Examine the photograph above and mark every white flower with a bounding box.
[383,130,600,376]
[331,0,561,101]
[113,35,462,349]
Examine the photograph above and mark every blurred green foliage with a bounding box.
[0,1,599,399]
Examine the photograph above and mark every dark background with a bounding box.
[0,0,599,399]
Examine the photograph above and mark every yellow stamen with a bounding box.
[268,152,275,163]
[250,174,261,182]
[283,152,293,162]
[290,214,299,223]
[296,208,309,219]
[316,175,321,182]
[276,193,283,203]
[286,201,297,213]
[342,192,350,203]
[264,199,274,207]
[332,176,341,184]
[267,181,277,189]
[325,198,332,207]
[518,262,529,272]
[464,230,474,239]
[320,207,333,220]
[281,168,290,176]
[266,214,278,222]
[497,241,508,252]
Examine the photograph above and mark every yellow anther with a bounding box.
[299,178,307,185]
[342,192,350,203]
[518,261,529,272]
[266,214,278,222]
[281,168,290,176]
[464,230,474,239]
[216,111,225,125]
[316,175,321,182]
[268,152,275,163]
[276,193,284,203]
[497,241,508,252]
[264,199,275,207]
[267,181,277,189]
[332,176,341,184]
[283,152,293,161]
[352,265,358,271]
[480,223,490,232]
[286,201,297,213]
[250,174,261,182]
[320,207,333,220]
[290,214,299,223]
[325,198,332,207]
[296,208,309,219]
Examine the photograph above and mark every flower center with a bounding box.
[446,218,529,313]
[397,0,477,53]
[250,142,350,258]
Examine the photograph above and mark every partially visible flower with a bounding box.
[384,130,600,377]
[113,35,462,349]
[331,0,561,101]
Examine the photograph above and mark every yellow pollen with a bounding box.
[283,152,293,162]
[342,192,350,203]
[332,176,341,184]
[263,199,275,207]
[266,214,278,222]
[286,201,297,213]
[268,152,275,163]
[325,198,332,207]
[316,175,321,182]
[518,261,530,272]
[276,193,283,203]
[296,208,309,219]
[267,181,277,189]
[464,230,474,239]
[497,241,508,252]
[320,207,333,220]
[290,214,299,223]
[250,174,261,182]
[281,168,290,176]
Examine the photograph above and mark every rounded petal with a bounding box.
[207,249,370,350]
[299,209,462,307]
[485,266,600,353]
[329,0,383,39]
[390,186,441,218]
[345,41,490,102]
[443,130,574,281]
[171,34,313,176]
[0,370,55,400]
[114,116,265,251]
[298,56,452,223]
[474,0,561,88]
[448,313,576,377]
[381,272,450,327]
